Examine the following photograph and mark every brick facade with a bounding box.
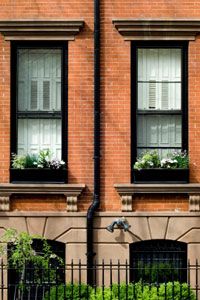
[0,2,200,265]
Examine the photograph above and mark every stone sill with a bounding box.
[114,183,200,212]
[0,183,85,212]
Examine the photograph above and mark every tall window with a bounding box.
[132,42,188,162]
[11,42,67,161]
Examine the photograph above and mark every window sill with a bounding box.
[0,183,85,212]
[114,183,200,212]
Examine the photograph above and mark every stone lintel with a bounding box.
[114,183,200,212]
[112,19,200,41]
[0,20,84,41]
[0,184,85,212]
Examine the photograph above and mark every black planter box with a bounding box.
[10,168,67,183]
[133,168,189,184]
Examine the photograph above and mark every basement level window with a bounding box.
[130,240,187,283]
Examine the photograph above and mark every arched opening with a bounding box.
[130,239,187,283]
[8,239,65,300]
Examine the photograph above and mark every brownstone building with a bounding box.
[0,0,199,284]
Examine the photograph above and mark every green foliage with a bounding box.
[11,153,38,169]
[171,151,189,169]
[11,149,65,169]
[44,284,94,300]
[44,282,196,300]
[135,261,179,283]
[134,151,189,170]
[0,229,64,284]
[134,151,160,170]
[11,153,27,169]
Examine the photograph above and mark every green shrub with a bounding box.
[44,281,196,300]
[44,284,93,300]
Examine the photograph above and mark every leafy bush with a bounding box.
[0,229,64,284]
[44,284,93,300]
[135,261,179,283]
[44,281,196,300]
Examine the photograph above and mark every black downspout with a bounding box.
[86,0,100,286]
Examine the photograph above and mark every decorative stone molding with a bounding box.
[0,20,84,41]
[0,195,10,211]
[114,183,200,212]
[112,19,200,41]
[0,184,85,212]
[189,195,200,212]
[65,196,78,212]
[121,195,132,212]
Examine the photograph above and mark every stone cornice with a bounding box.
[112,19,200,41]
[0,20,84,41]
[0,183,86,212]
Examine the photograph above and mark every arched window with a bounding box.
[8,239,65,300]
[130,240,187,283]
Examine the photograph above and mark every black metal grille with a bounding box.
[130,240,187,283]
[0,259,198,299]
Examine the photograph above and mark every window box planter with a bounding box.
[132,168,189,184]
[10,168,67,183]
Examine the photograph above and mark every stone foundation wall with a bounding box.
[0,212,199,264]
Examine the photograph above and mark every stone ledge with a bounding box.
[0,19,84,40]
[114,183,200,212]
[112,19,200,41]
[0,183,85,212]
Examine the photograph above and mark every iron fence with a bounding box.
[0,260,199,299]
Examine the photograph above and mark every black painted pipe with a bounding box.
[86,0,100,286]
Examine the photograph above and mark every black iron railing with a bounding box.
[0,260,199,299]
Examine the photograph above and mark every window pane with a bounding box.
[17,48,62,158]
[18,119,61,159]
[17,49,61,112]
[137,115,182,156]
[137,48,181,110]
[138,82,181,110]
[136,47,183,158]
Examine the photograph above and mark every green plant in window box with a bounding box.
[133,151,189,183]
[10,149,66,183]
[11,149,65,170]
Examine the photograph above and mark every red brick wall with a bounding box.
[0,0,199,211]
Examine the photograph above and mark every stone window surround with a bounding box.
[112,20,200,212]
[0,20,84,41]
[0,20,85,213]
[0,184,85,212]
[114,183,200,212]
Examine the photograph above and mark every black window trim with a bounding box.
[10,41,68,168]
[131,41,188,181]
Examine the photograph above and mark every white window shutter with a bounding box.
[161,82,169,110]
[149,81,156,109]
[30,81,38,110]
[43,81,50,110]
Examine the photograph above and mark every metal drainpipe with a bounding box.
[86,0,100,286]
